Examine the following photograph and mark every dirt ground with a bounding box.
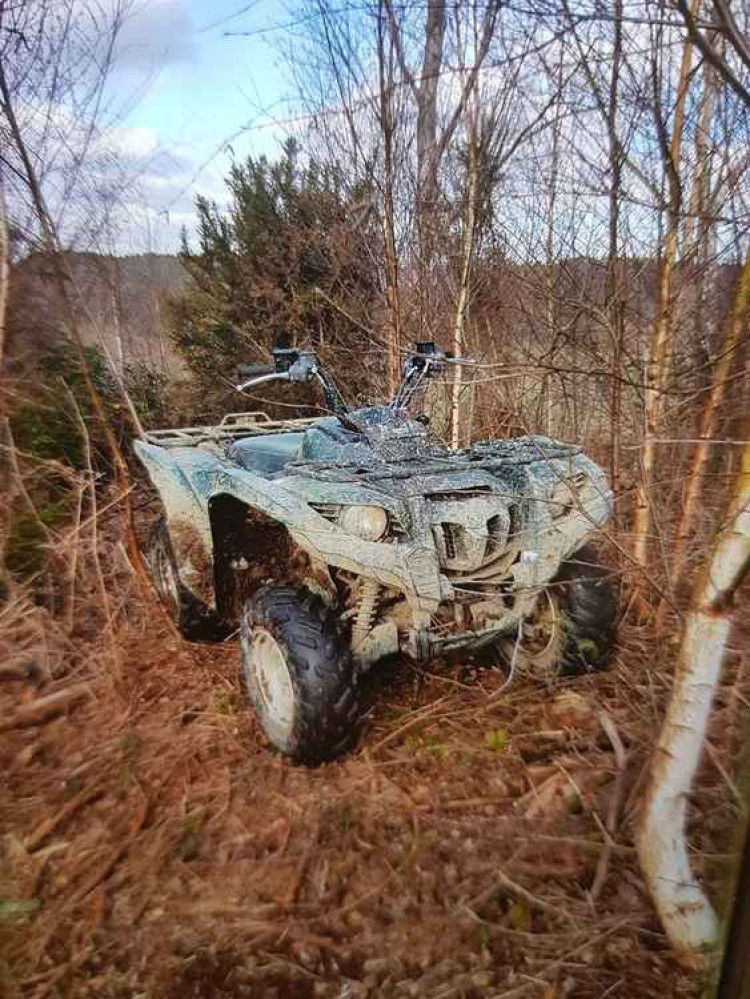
[1,582,745,999]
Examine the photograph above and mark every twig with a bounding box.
[465,868,577,925]
[590,711,628,903]
[65,788,149,908]
[488,919,633,997]
[0,683,92,732]
[25,787,104,853]
[64,384,119,668]
[369,696,450,753]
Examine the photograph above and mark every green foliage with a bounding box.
[5,499,69,578]
[507,898,531,931]
[211,690,238,715]
[169,139,378,412]
[10,339,123,470]
[0,899,41,925]
[484,728,508,753]
[124,362,170,428]
[6,339,126,583]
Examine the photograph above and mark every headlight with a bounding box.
[338,505,388,541]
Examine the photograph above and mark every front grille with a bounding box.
[485,515,505,559]
[436,522,467,562]
[427,494,512,582]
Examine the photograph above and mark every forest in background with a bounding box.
[1,0,750,995]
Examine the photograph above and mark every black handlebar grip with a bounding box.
[237,362,275,378]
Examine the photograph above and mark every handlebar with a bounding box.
[233,341,475,415]
[235,348,347,413]
[237,362,275,379]
[390,344,476,410]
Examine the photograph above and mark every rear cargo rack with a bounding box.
[143,411,321,448]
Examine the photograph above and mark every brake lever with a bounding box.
[443,356,477,366]
[236,372,291,392]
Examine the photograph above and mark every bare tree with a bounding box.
[669,254,750,584]
[376,0,404,393]
[674,0,750,108]
[633,0,700,568]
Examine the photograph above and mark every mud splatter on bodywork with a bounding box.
[134,407,612,664]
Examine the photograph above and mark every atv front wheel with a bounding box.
[500,545,618,678]
[240,586,362,763]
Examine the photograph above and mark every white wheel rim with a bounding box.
[501,590,564,680]
[519,590,561,662]
[248,628,295,739]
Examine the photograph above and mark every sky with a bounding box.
[106,0,295,253]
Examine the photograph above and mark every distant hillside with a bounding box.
[7,252,188,376]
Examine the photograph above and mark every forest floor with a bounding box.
[1,562,745,999]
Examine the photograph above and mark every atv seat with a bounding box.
[228,433,305,476]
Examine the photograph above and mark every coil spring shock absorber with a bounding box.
[352,578,380,648]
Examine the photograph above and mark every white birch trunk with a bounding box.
[638,440,750,966]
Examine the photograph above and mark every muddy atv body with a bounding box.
[135,343,617,762]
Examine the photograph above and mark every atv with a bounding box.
[135,342,617,763]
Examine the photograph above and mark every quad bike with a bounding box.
[135,342,617,763]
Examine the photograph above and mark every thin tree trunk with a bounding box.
[717,813,750,997]
[416,0,446,209]
[669,254,750,582]
[415,0,446,334]
[542,50,565,438]
[384,0,498,334]
[0,183,8,583]
[633,2,698,567]
[377,2,402,394]
[107,254,125,379]
[451,108,479,450]
[0,183,8,373]
[638,438,750,967]
[607,0,625,498]
[683,53,720,400]
[685,56,718,259]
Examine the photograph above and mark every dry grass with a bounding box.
[0,499,746,999]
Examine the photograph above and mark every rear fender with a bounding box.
[135,441,216,606]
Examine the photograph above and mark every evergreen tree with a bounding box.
[169,140,378,410]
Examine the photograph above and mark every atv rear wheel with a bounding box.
[240,586,362,763]
[500,545,618,678]
[146,517,226,641]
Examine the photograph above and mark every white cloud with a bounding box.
[105,124,162,158]
[113,0,196,71]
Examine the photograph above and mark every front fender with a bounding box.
[134,442,445,615]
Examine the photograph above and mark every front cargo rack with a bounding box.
[143,411,321,448]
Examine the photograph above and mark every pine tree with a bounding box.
[169,141,378,408]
